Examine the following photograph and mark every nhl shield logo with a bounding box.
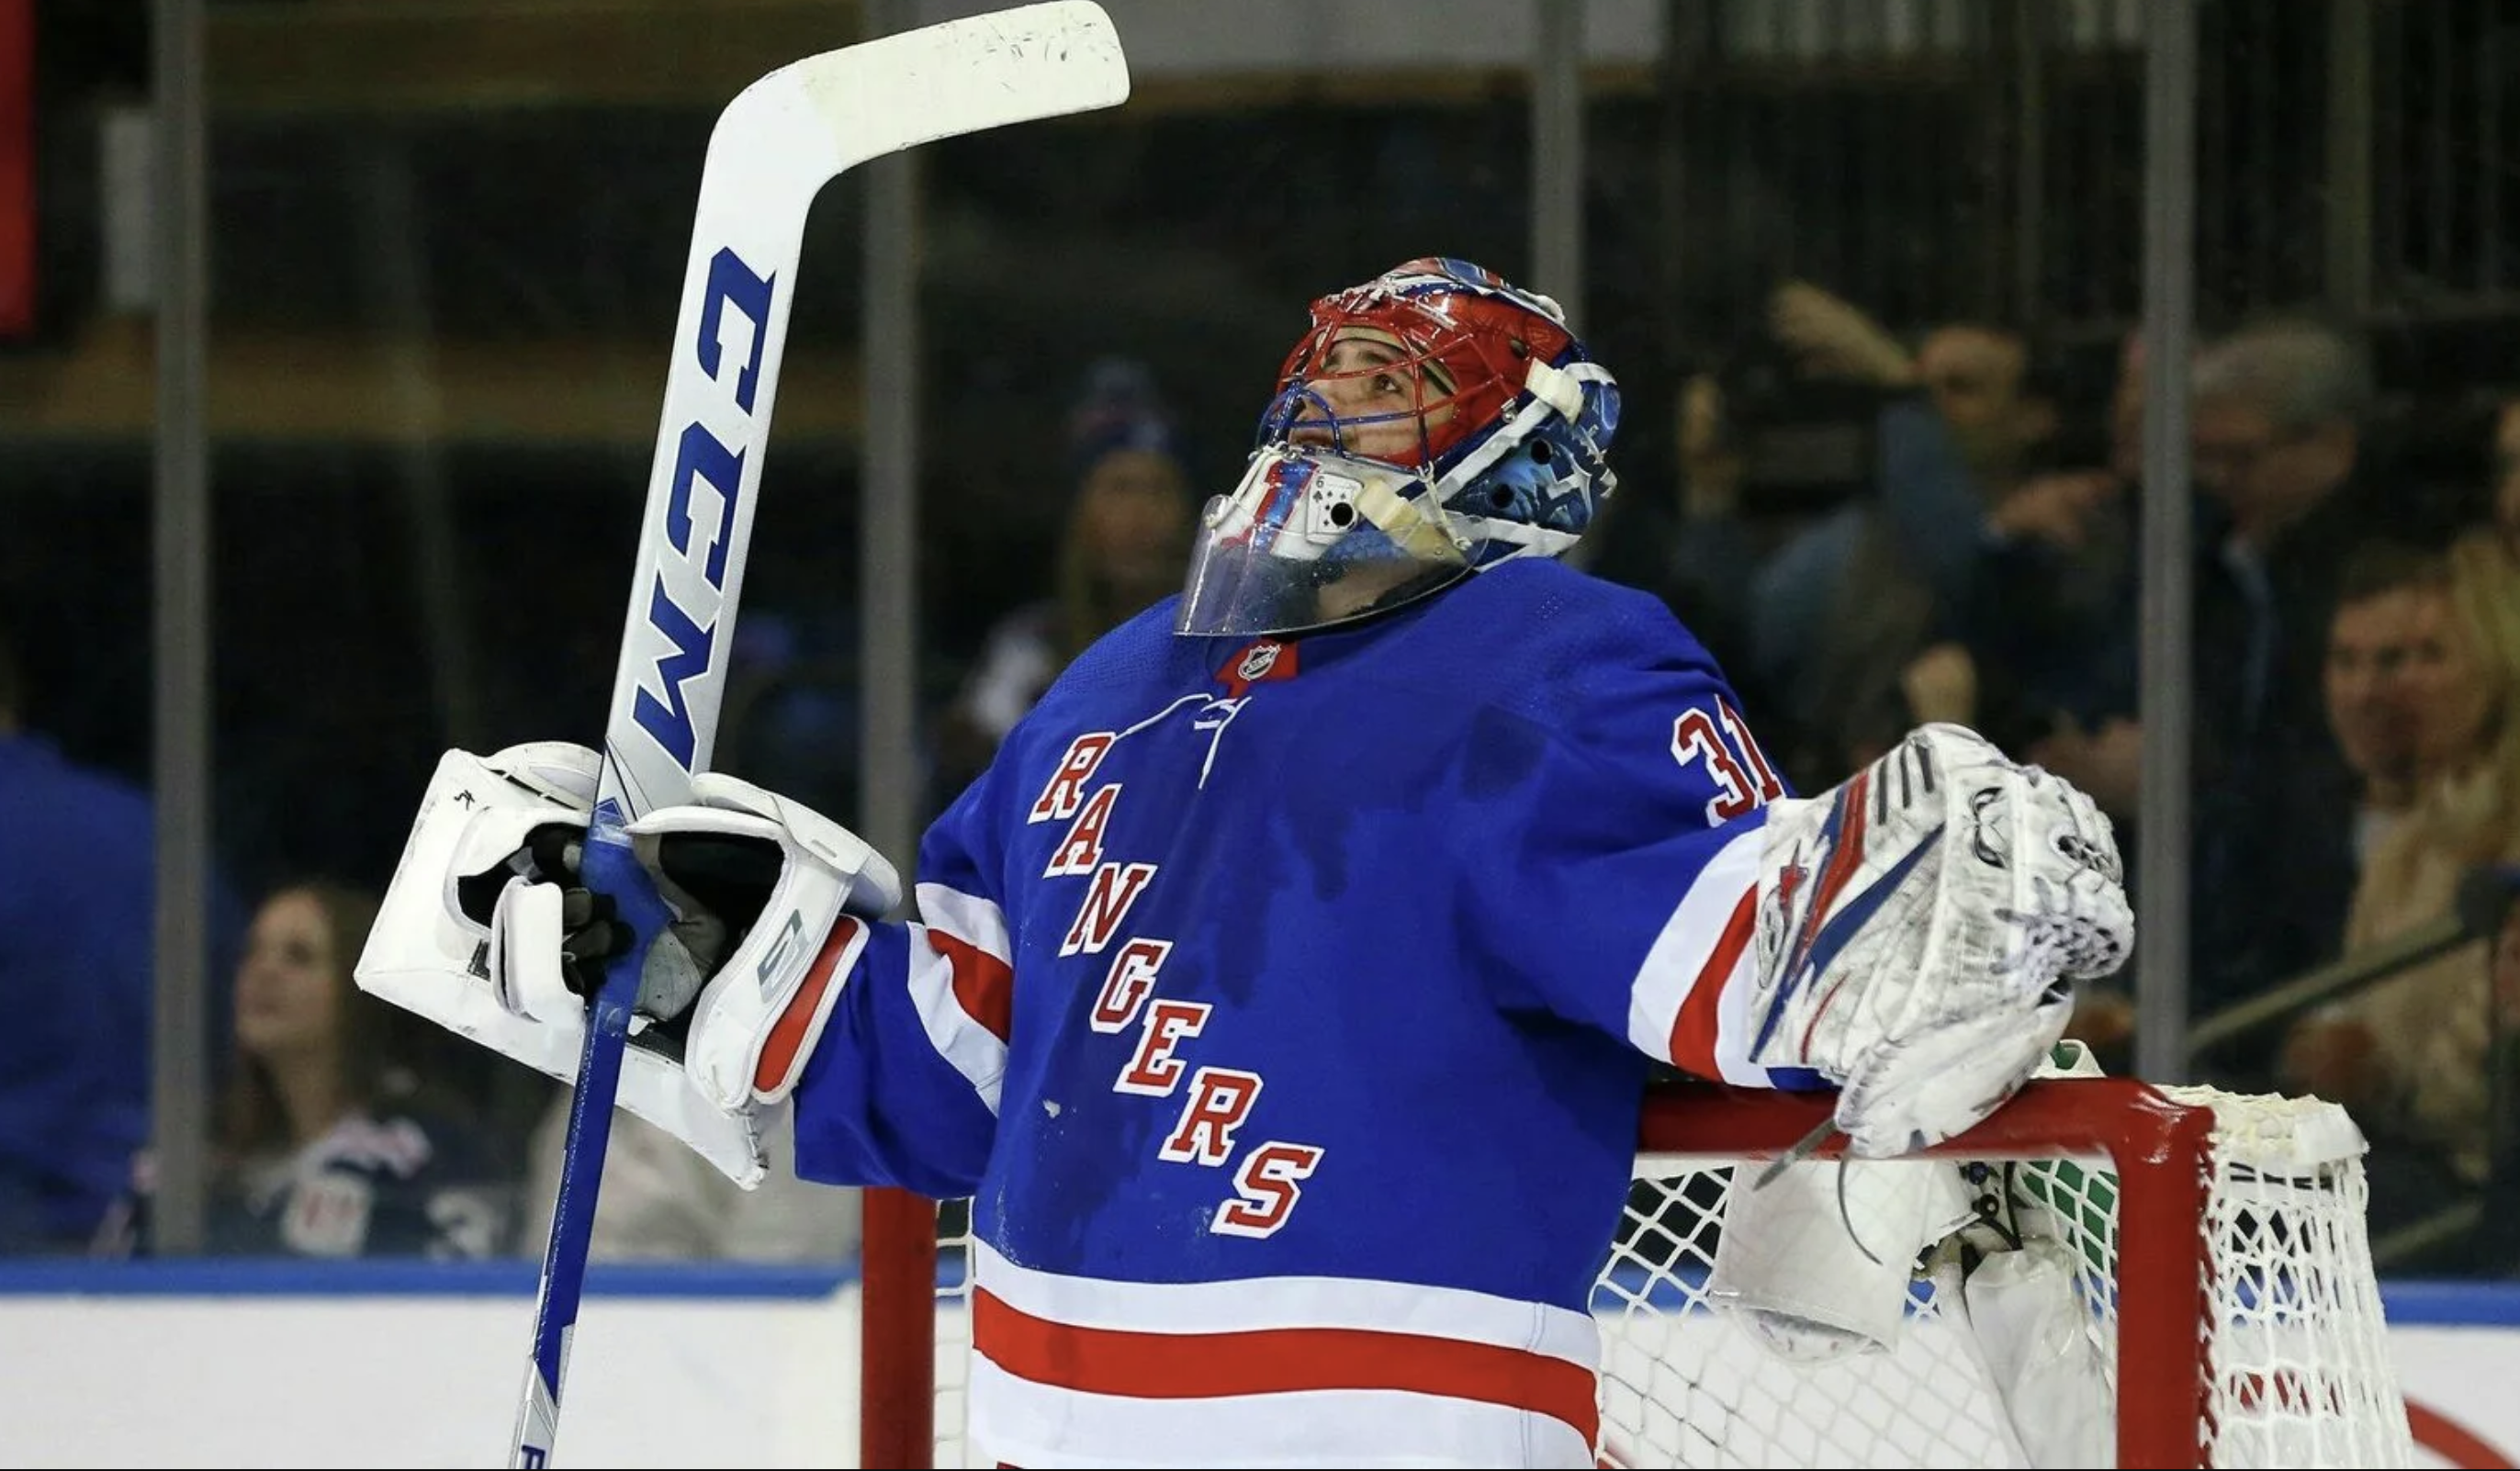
[1215,637,1301,698]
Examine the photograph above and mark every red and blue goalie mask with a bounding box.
[1176,257,1622,639]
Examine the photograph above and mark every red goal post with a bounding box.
[856,1076,2413,1468]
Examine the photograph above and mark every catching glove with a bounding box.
[1748,723,2132,1156]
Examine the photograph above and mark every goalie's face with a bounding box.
[1279,328,1461,466]
[1178,258,1609,640]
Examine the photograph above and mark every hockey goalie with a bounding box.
[357,257,2132,1468]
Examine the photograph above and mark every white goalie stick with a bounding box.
[510,6,1130,1465]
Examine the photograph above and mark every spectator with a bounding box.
[2083,538,2443,1079]
[2183,312,2398,1030]
[931,357,1196,806]
[1963,326,2149,801]
[2279,530,2520,1264]
[2321,541,2436,870]
[1579,369,1772,724]
[0,617,244,1253]
[2020,314,2400,1074]
[1742,286,2071,784]
[101,879,513,1258]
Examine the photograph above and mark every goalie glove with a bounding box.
[1746,723,2132,1157]
[614,771,901,1110]
[354,743,902,1184]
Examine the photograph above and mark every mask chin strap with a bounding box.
[1521,356,1596,421]
[1348,474,1468,564]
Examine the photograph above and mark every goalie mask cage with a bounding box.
[854,1076,2414,1468]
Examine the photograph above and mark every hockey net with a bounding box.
[854,1076,2414,1468]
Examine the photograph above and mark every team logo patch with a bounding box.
[1215,638,1301,699]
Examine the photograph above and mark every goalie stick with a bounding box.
[510,6,1130,1465]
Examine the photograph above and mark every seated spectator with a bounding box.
[2321,540,2436,869]
[1743,287,2071,784]
[0,616,245,1254]
[99,879,513,1257]
[1964,326,2149,805]
[2280,530,2520,1264]
[2084,537,2442,1080]
[2036,314,2392,1080]
[932,357,1196,807]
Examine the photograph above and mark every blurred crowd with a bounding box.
[0,354,1199,1268]
[6,286,2520,1280]
[1589,284,2520,1275]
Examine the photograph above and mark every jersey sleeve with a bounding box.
[787,754,1018,1200]
[1452,600,1821,1091]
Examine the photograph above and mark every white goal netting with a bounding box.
[864,1077,2414,1469]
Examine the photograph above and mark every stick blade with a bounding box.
[741,0,1131,171]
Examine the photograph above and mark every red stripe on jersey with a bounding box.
[753,915,861,1095]
[928,926,1015,1044]
[1668,886,1756,1079]
[972,1287,1600,1445]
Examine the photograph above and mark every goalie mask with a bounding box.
[1176,256,1622,638]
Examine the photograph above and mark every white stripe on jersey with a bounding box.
[904,920,1008,1115]
[969,1360,1596,1469]
[968,1241,1600,1467]
[977,1240,1598,1353]
[1625,821,1776,1084]
[916,880,1011,960]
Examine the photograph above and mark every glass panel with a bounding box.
[18,0,2492,1302]
[37,1,881,1264]
[0,3,197,1258]
[2182,0,2517,1280]
[1578,0,2152,1012]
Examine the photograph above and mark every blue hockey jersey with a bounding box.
[788,556,1805,1468]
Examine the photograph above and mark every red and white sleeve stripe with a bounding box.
[906,881,1017,1115]
[1623,823,1781,1085]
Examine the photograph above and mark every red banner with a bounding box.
[0,0,29,338]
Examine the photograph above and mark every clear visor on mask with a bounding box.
[1175,445,1478,638]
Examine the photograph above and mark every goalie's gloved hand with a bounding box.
[556,870,636,994]
[486,767,902,1050]
[487,823,748,1024]
[1748,722,2133,1157]
[624,770,904,1110]
[359,741,905,1186]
